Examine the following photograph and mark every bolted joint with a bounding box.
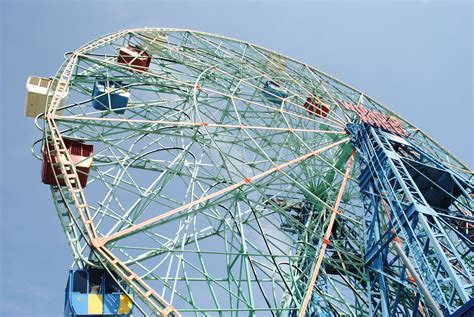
[91,237,106,249]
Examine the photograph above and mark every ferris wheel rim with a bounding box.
[39,28,352,314]
[36,27,473,316]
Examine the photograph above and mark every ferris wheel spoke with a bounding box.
[94,138,349,248]
[53,114,344,136]
[298,150,355,316]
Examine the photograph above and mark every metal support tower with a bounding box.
[348,123,473,315]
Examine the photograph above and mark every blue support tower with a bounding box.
[347,123,473,315]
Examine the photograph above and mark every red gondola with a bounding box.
[117,46,151,73]
[304,97,330,118]
[41,139,93,188]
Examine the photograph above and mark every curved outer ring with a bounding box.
[42,28,472,316]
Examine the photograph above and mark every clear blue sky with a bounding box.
[0,1,472,316]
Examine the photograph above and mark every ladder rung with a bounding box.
[144,289,153,298]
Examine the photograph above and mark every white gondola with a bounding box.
[25,76,65,117]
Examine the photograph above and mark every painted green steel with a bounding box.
[33,28,473,316]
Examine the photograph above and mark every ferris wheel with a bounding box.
[26,28,473,317]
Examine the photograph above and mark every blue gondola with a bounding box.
[92,80,130,114]
[262,80,288,105]
[64,268,133,317]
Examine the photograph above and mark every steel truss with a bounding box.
[348,123,473,316]
[31,28,473,316]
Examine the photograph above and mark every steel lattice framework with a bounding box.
[32,28,473,316]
